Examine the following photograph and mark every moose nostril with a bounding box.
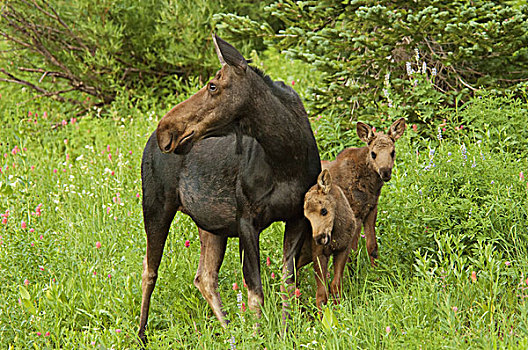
[164,143,172,152]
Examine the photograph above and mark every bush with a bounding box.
[0,0,273,111]
[218,0,528,124]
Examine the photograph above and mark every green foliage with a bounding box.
[220,0,528,124]
[0,0,272,109]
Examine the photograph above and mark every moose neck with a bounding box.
[239,76,317,173]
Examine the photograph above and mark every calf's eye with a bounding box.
[209,83,217,92]
[320,208,328,216]
[371,152,377,159]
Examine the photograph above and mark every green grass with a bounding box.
[1,63,528,349]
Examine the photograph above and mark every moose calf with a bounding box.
[323,118,406,266]
[299,168,359,309]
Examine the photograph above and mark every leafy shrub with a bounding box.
[0,0,273,110]
[218,0,528,124]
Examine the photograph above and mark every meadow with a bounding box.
[1,53,528,349]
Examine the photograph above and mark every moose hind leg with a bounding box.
[138,204,176,344]
[193,228,229,327]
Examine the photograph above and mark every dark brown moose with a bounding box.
[321,118,406,266]
[299,168,359,309]
[139,35,320,342]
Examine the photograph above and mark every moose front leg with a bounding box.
[194,228,229,327]
[364,206,379,266]
[239,217,264,317]
[330,247,353,305]
[312,252,329,310]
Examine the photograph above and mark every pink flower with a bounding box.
[93,271,97,276]
[36,332,41,336]
[241,302,246,312]
[1,218,6,225]
[136,193,140,198]
[294,288,301,298]
[21,221,27,229]
[39,266,44,271]
[29,228,35,233]
[271,272,275,279]
[39,235,44,240]
[184,240,190,248]
[115,329,121,334]
[385,326,391,334]
[107,145,111,152]
[108,274,112,278]
[412,124,417,132]
[108,154,112,161]
[471,271,477,283]
[43,111,48,119]
[452,306,458,312]
[129,150,133,155]
[24,279,29,286]
[61,120,67,126]
[111,171,115,176]
[505,261,511,266]
[520,171,525,181]
[45,332,50,337]
[266,257,271,266]
[233,282,239,290]
[70,118,77,124]
[31,242,34,247]
[291,80,295,86]
[66,154,70,161]
[64,139,68,145]
[30,165,35,171]
[95,241,102,249]
[53,169,57,173]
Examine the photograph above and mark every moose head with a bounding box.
[357,118,406,182]
[156,35,253,154]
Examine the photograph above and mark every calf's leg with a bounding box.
[364,207,379,266]
[313,252,329,310]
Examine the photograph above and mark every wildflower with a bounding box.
[233,282,239,290]
[432,67,437,76]
[491,180,495,184]
[43,111,48,118]
[96,241,102,249]
[21,221,27,229]
[93,271,97,276]
[39,235,43,240]
[36,332,41,336]
[70,118,77,124]
[61,120,67,126]
[184,240,190,248]
[386,326,391,334]
[520,172,525,181]
[471,271,477,283]
[129,150,133,155]
[116,329,122,334]
[505,261,511,266]
[241,302,246,312]
[24,279,29,286]
[406,62,412,76]
[229,335,237,350]
[29,228,35,233]
[422,61,427,74]
[108,274,112,278]
[291,80,295,86]
[30,165,35,171]
[437,128,442,140]
[1,218,6,225]
[266,257,271,266]
[111,171,115,176]
[271,272,275,279]
[412,124,417,132]
[45,332,50,337]
[461,144,467,162]
[452,306,458,312]
[53,169,58,174]
[136,193,140,198]
[39,266,44,271]
[294,288,301,298]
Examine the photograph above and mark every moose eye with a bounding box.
[391,150,395,158]
[371,152,377,159]
[320,208,328,216]
[208,83,217,92]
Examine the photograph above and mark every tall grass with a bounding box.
[1,62,528,348]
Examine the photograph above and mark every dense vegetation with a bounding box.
[1,1,528,348]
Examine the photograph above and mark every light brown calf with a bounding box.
[324,118,406,266]
[298,169,359,309]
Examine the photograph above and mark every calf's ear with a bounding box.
[388,118,406,141]
[357,122,374,144]
[317,169,332,195]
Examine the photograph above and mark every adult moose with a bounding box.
[138,35,321,342]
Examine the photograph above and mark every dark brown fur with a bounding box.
[299,169,358,309]
[138,35,320,343]
[323,118,406,266]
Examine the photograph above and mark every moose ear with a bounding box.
[388,118,406,141]
[317,169,332,195]
[212,34,248,71]
[357,122,374,144]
